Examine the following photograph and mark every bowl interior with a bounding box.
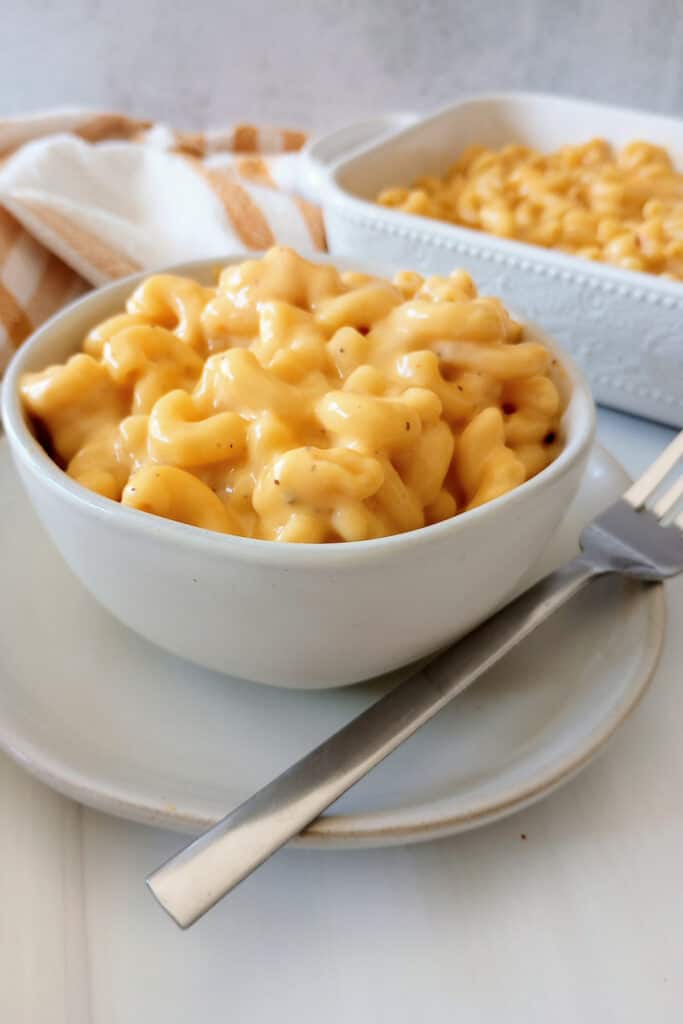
[1,253,595,560]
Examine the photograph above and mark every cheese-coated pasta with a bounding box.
[377,139,683,281]
[21,247,564,542]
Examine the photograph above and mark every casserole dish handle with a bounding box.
[299,112,417,203]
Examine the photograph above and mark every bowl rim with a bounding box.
[1,251,596,568]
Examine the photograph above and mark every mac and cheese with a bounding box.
[377,139,683,280]
[21,247,563,542]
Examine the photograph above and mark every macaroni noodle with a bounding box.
[21,247,564,542]
[377,139,683,280]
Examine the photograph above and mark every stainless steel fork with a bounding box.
[147,432,683,929]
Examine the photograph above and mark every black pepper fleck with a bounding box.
[543,431,556,445]
[405,421,411,431]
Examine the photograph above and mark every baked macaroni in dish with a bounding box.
[20,247,563,542]
[377,139,683,280]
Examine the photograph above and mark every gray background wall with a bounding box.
[2,0,683,131]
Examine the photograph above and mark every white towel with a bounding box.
[0,110,324,372]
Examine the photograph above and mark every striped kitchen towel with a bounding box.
[0,110,324,373]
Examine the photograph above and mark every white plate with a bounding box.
[0,438,665,847]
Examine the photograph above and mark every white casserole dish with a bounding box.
[303,93,683,428]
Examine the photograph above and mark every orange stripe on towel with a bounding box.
[281,129,307,152]
[0,280,33,347]
[75,114,153,144]
[294,197,326,251]
[173,131,207,158]
[0,208,21,263]
[233,125,260,153]
[188,160,276,249]
[11,199,141,281]
[235,156,276,188]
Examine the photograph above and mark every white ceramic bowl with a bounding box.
[1,255,595,689]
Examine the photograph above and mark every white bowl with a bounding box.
[1,254,595,689]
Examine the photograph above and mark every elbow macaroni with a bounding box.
[20,247,564,543]
[377,139,683,281]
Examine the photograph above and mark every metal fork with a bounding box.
[147,432,683,929]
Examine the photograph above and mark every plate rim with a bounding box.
[0,439,668,847]
[305,579,666,845]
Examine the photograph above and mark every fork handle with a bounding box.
[147,556,601,928]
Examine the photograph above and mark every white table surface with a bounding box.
[1,408,681,1024]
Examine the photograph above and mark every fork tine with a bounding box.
[652,475,683,520]
[624,431,683,509]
